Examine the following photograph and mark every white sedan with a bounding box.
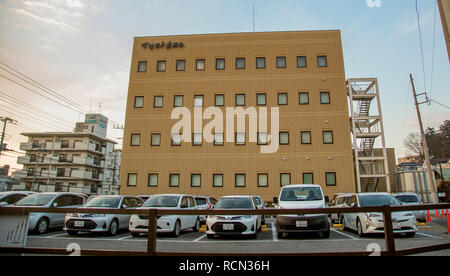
[129,194,200,237]
[342,193,417,237]
[206,196,262,239]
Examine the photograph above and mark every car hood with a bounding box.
[278,201,325,209]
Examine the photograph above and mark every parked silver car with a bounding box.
[393,192,426,222]
[64,195,144,236]
[14,192,87,234]
[0,191,35,207]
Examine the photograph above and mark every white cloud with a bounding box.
[8,7,78,33]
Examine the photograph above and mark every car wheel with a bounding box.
[320,229,330,239]
[67,230,78,236]
[131,232,141,237]
[108,219,119,236]
[172,220,181,237]
[404,232,416,238]
[276,228,284,239]
[36,217,49,234]
[356,218,365,237]
[192,218,200,232]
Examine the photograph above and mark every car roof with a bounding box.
[0,191,32,195]
[393,192,419,196]
[220,195,253,199]
[150,194,193,197]
[356,192,391,196]
[282,184,322,188]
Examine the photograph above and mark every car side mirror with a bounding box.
[122,204,128,209]
[52,202,58,208]
[0,202,8,207]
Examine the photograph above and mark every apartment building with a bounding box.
[120,30,357,202]
[14,114,120,195]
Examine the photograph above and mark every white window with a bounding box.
[235,174,246,187]
[171,133,181,146]
[134,96,144,108]
[214,133,224,145]
[258,132,267,145]
[154,96,163,107]
[236,94,245,106]
[131,134,140,146]
[174,95,183,107]
[196,59,205,70]
[191,174,201,187]
[194,95,204,107]
[193,133,202,146]
[236,132,245,145]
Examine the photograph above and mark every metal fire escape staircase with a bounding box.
[347,79,391,193]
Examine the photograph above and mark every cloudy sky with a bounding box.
[0,0,449,174]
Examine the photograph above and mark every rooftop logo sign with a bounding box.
[141,41,184,50]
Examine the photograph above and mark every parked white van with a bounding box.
[274,184,330,239]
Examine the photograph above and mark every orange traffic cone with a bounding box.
[435,209,439,218]
[427,210,432,223]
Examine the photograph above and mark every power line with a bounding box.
[415,0,427,93]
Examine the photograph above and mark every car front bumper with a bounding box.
[363,216,417,234]
[64,217,112,233]
[276,214,329,233]
[129,216,177,234]
[206,216,258,236]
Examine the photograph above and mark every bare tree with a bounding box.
[403,132,424,162]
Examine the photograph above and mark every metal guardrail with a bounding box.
[0,204,449,256]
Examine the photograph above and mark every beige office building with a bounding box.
[120,30,357,202]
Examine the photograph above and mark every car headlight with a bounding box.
[366,213,382,218]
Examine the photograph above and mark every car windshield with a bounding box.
[143,196,180,207]
[15,194,56,206]
[394,195,419,204]
[358,195,402,207]
[215,198,253,209]
[84,196,121,208]
[195,198,207,205]
[280,187,323,201]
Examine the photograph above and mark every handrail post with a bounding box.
[147,209,157,256]
[382,205,396,256]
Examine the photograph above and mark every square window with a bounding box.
[236,94,245,106]
[257,93,266,106]
[176,60,185,71]
[157,60,166,72]
[138,61,147,72]
[214,133,224,146]
[236,58,245,69]
[127,173,137,187]
[213,174,223,187]
[215,94,224,106]
[171,133,181,146]
[278,93,288,105]
[303,173,314,184]
[191,174,201,187]
[216,58,225,70]
[318,56,328,67]
[320,92,330,104]
[151,133,161,146]
[301,131,311,144]
[276,56,286,68]
[299,92,309,105]
[154,96,163,108]
[131,134,140,146]
[148,174,158,187]
[256,57,266,69]
[280,173,291,187]
[257,132,267,145]
[297,56,307,68]
[258,173,268,187]
[196,59,205,70]
[326,172,336,186]
[170,174,180,187]
[174,95,183,107]
[193,133,202,146]
[279,132,289,145]
[134,96,144,108]
[236,132,246,145]
[323,131,334,144]
[235,174,246,187]
[194,95,204,107]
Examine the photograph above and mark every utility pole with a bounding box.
[410,74,438,203]
[0,117,17,157]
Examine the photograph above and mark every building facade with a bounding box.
[14,114,120,195]
[120,30,357,202]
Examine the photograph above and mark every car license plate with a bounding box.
[223,224,234,231]
[393,223,401,230]
[74,221,84,227]
[296,221,308,228]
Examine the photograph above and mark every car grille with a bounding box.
[66,220,97,230]
[211,222,247,233]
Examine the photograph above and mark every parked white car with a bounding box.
[129,194,200,237]
[14,192,87,234]
[342,193,417,237]
[274,184,330,239]
[64,195,144,236]
[393,192,426,222]
[329,193,354,224]
[205,195,262,239]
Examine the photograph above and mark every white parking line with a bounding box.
[416,232,443,239]
[193,234,206,242]
[118,235,132,240]
[272,223,278,241]
[330,228,360,240]
[44,233,67,238]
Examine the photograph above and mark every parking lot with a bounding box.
[25,217,450,256]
